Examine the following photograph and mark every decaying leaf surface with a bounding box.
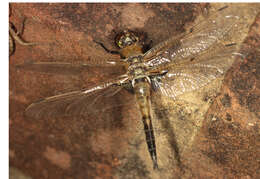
[9,3,260,179]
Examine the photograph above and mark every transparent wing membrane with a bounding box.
[17,60,127,75]
[152,44,238,99]
[143,6,240,70]
[17,61,92,75]
[25,76,133,119]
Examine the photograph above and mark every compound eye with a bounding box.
[125,36,134,45]
[117,40,123,48]
[115,30,139,49]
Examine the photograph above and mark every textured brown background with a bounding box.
[9,3,260,179]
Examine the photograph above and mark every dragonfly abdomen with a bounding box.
[134,78,158,169]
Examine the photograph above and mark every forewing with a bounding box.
[25,76,135,119]
[152,44,239,99]
[17,60,127,76]
[143,6,240,70]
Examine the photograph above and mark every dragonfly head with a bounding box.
[115,30,139,49]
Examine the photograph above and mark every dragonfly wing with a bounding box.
[143,6,240,70]
[25,76,134,119]
[152,44,239,99]
[16,60,127,76]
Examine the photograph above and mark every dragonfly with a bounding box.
[22,6,241,169]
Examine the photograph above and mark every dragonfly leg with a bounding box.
[93,40,120,55]
[142,39,153,52]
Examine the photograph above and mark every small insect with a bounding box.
[9,19,36,56]
[22,6,241,169]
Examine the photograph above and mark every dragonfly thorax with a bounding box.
[127,55,143,64]
[127,61,151,87]
[127,56,148,79]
